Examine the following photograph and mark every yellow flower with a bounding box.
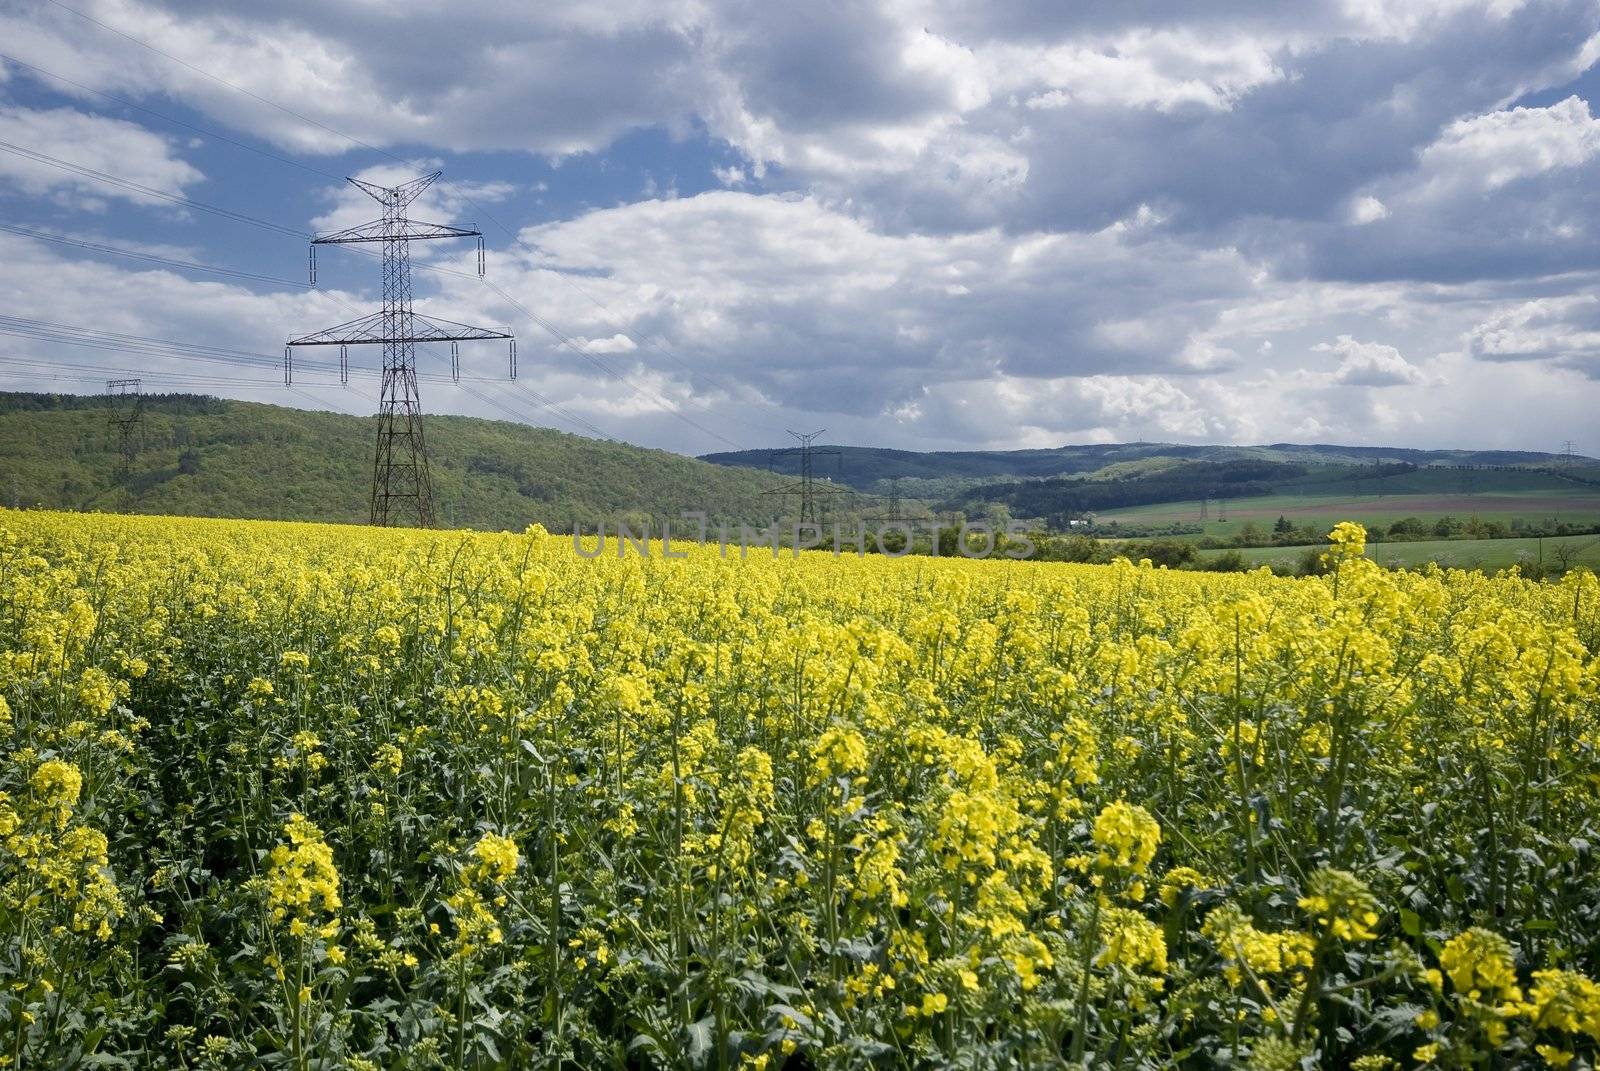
[266,814,341,926]
[1092,800,1161,875]
[1158,866,1211,907]
[467,833,519,884]
[1326,520,1368,561]
[1297,868,1379,943]
[1201,903,1314,989]
[812,726,868,780]
[1524,968,1600,1037]
[1096,906,1167,974]
[1438,928,1520,1003]
[30,759,82,827]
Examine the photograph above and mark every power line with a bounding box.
[390,252,742,448]
[762,429,848,525]
[0,139,307,237]
[0,367,249,389]
[0,221,310,287]
[450,198,781,428]
[40,0,389,159]
[477,277,742,449]
[0,325,616,438]
[412,343,611,439]
[0,345,611,441]
[28,2,768,447]
[0,314,295,367]
[286,171,515,528]
[0,131,737,445]
[104,376,145,470]
[0,50,345,182]
[0,315,591,393]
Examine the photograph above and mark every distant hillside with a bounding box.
[700,440,1590,493]
[952,460,1600,522]
[0,392,777,531]
[957,459,1311,518]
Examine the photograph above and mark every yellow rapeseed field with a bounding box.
[1,509,1598,1069]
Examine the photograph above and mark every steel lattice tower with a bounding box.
[287,172,514,528]
[882,475,904,522]
[105,378,144,472]
[762,429,849,525]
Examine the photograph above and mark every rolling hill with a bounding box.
[0,391,779,531]
[703,440,1600,528]
[699,440,1592,493]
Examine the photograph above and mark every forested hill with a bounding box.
[700,440,1583,493]
[0,392,776,531]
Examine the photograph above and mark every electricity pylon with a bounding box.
[105,378,144,472]
[762,429,849,525]
[286,171,514,528]
[879,475,907,522]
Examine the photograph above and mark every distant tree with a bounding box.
[1549,538,1599,574]
[1273,515,1293,534]
[179,447,201,476]
[1388,517,1428,538]
[1297,548,1329,576]
[1128,540,1197,569]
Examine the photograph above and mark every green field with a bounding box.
[1097,486,1600,539]
[1198,533,1600,572]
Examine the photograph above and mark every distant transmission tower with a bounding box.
[1198,497,1209,521]
[878,475,907,523]
[1560,440,1577,471]
[287,171,514,528]
[762,429,849,524]
[105,378,144,472]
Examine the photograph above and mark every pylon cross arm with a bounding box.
[314,218,481,244]
[287,311,511,346]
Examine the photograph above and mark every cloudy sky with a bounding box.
[2,0,1599,455]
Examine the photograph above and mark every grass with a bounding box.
[1096,488,1600,537]
[1198,533,1600,572]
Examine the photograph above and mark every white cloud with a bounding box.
[1349,195,1390,224]
[575,333,638,354]
[1463,295,1600,365]
[0,104,202,207]
[1316,334,1425,385]
[1339,0,1528,41]
[1018,31,1286,113]
[1414,96,1600,195]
